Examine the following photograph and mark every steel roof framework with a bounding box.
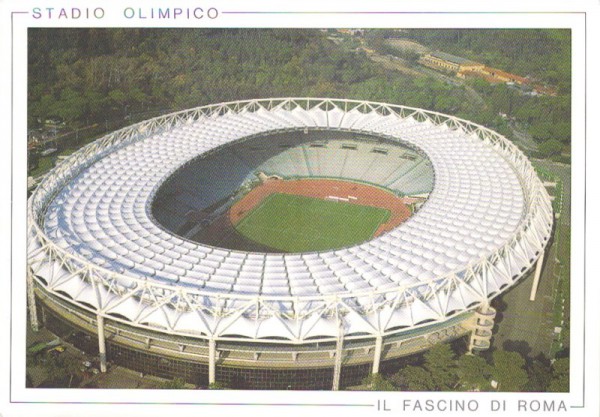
[27,98,554,345]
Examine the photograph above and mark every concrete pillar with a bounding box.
[372,335,383,374]
[529,252,545,301]
[208,338,216,385]
[40,304,47,327]
[26,272,39,332]
[97,314,107,373]
[332,333,344,391]
[479,303,490,315]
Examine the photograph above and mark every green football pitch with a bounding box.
[234,193,391,252]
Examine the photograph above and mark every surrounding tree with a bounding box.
[362,373,395,391]
[37,352,82,388]
[399,29,571,88]
[548,357,569,392]
[456,354,492,391]
[491,350,529,392]
[538,139,565,158]
[391,365,435,391]
[160,377,187,389]
[423,343,458,390]
[524,356,552,392]
[208,381,228,390]
[28,28,570,167]
[26,372,34,388]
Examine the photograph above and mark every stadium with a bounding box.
[27,98,554,390]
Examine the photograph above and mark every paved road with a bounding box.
[492,232,560,358]
[492,159,571,358]
[366,53,425,78]
[510,122,539,153]
[362,42,487,110]
[532,159,572,225]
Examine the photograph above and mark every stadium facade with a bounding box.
[27,98,554,389]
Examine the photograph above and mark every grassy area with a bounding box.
[532,162,564,213]
[532,163,560,183]
[29,148,79,178]
[234,193,390,252]
[531,162,569,357]
[549,223,570,357]
[29,155,54,178]
[521,160,570,357]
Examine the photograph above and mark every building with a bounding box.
[27,98,554,390]
[480,67,529,84]
[458,66,530,85]
[458,66,558,96]
[419,51,557,96]
[419,51,485,73]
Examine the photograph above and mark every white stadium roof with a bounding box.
[28,98,553,342]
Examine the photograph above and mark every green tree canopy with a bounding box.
[491,351,529,392]
[160,377,187,389]
[391,365,435,391]
[538,139,564,158]
[548,357,569,392]
[362,373,395,391]
[423,343,458,390]
[456,354,492,391]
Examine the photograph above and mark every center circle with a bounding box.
[152,129,434,253]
